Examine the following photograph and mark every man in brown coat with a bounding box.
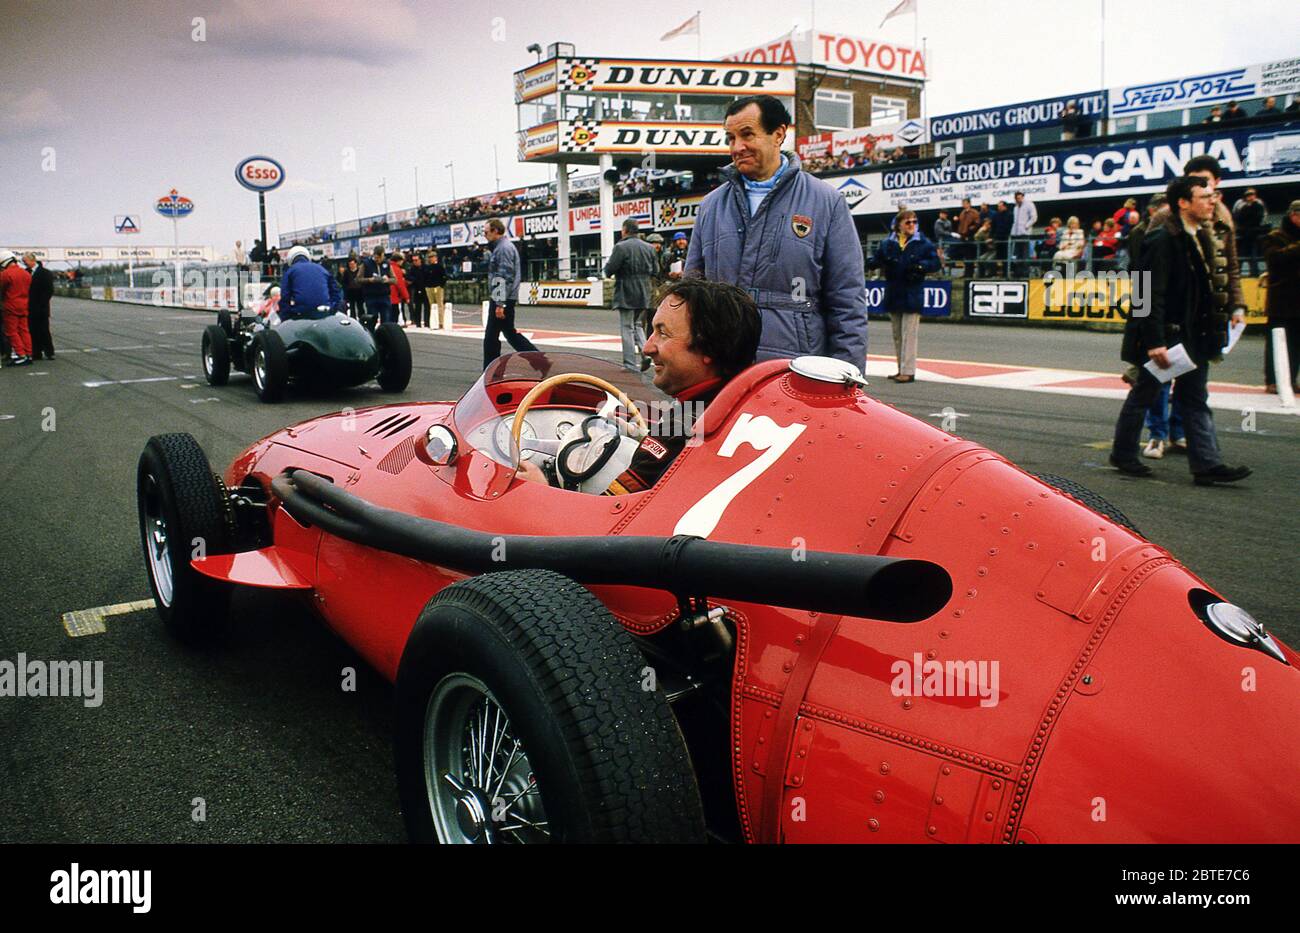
[1262,199,1300,393]
[954,198,981,273]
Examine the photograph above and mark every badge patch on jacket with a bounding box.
[791,214,813,238]
[641,437,669,460]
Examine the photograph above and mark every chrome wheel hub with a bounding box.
[424,673,548,844]
[141,474,174,607]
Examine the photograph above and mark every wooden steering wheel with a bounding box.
[510,373,648,456]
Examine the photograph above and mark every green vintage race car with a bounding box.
[202,308,412,403]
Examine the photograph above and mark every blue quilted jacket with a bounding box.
[685,154,867,366]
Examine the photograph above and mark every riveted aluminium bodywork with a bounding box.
[196,353,1300,843]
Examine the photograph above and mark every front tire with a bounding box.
[250,330,289,402]
[202,325,230,386]
[374,322,412,392]
[1032,471,1143,536]
[395,570,705,844]
[137,434,233,644]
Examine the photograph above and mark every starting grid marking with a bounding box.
[81,376,181,388]
[424,322,1294,415]
[62,599,156,637]
[429,321,622,353]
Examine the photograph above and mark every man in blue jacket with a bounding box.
[278,246,343,319]
[869,210,940,383]
[685,95,867,368]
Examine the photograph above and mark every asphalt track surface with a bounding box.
[1,296,1296,843]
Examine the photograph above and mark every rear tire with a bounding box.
[202,325,230,386]
[375,322,412,392]
[1032,471,1142,536]
[395,569,706,844]
[250,330,289,402]
[137,434,233,644]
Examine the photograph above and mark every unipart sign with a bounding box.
[235,155,286,193]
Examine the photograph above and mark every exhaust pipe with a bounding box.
[272,469,951,623]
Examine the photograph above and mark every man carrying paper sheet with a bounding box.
[1110,175,1251,485]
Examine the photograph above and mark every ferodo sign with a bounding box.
[235,156,285,193]
[519,280,603,307]
[515,212,559,239]
[553,58,794,96]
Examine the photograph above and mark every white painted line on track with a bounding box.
[0,414,15,422]
[188,397,220,404]
[62,600,156,637]
[82,376,180,388]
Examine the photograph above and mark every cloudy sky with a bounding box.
[1,0,1296,257]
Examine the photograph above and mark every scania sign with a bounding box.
[235,156,285,192]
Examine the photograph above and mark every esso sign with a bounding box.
[235,156,285,192]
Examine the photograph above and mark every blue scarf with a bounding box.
[742,154,789,216]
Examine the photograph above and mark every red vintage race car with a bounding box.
[136,352,1300,844]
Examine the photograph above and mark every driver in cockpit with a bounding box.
[517,278,760,494]
[279,245,343,319]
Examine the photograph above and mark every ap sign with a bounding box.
[235,155,285,192]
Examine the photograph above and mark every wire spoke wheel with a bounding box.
[424,673,548,844]
[140,473,174,607]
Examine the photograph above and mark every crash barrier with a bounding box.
[865,280,953,318]
[271,469,953,623]
[961,276,1270,327]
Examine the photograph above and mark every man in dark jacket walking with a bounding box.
[604,219,659,371]
[1262,199,1300,393]
[869,210,940,383]
[483,218,537,368]
[1110,175,1250,485]
[24,253,55,360]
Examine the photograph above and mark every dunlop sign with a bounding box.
[519,280,603,307]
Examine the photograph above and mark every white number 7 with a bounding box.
[673,413,806,538]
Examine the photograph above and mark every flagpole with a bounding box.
[1099,0,1106,91]
[696,10,701,58]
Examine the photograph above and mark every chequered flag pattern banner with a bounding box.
[565,121,600,152]
[560,58,600,90]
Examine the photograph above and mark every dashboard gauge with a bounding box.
[555,420,575,439]
[495,418,537,461]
